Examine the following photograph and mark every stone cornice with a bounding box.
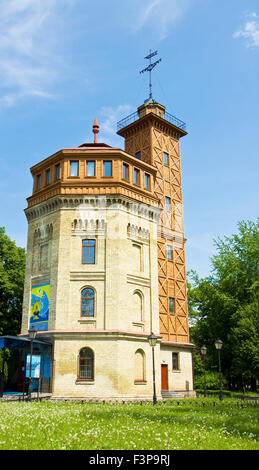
[19,330,194,347]
[25,194,161,223]
[19,329,163,342]
[27,181,159,209]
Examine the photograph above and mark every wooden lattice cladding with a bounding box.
[118,105,189,342]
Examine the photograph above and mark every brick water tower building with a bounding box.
[20,55,195,400]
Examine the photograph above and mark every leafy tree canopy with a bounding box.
[0,227,26,336]
[188,219,259,390]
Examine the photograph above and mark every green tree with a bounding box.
[188,219,259,391]
[231,301,259,389]
[0,227,26,336]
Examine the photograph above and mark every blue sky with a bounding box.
[0,0,258,278]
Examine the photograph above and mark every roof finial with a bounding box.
[93,118,99,144]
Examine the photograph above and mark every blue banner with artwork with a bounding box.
[30,284,50,331]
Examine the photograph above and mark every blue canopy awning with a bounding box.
[0,335,52,350]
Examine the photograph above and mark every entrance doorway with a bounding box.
[161,364,168,391]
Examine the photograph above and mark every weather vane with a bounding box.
[140,49,162,102]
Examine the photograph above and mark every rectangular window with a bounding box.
[46,169,50,185]
[82,239,96,264]
[164,152,169,165]
[134,168,140,185]
[167,244,173,260]
[169,297,175,313]
[165,196,171,211]
[87,161,95,177]
[135,151,141,160]
[104,160,112,177]
[144,173,150,189]
[172,353,179,370]
[37,174,41,190]
[123,163,129,180]
[55,164,60,179]
[70,160,79,177]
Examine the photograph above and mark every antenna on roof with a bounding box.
[140,49,162,102]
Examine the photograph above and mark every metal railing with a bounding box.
[164,111,186,131]
[117,111,139,131]
[117,109,186,132]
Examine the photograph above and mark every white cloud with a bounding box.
[233,12,259,47]
[0,0,192,109]
[98,104,135,147]
[132,0,191,40]
[0,0,70,108]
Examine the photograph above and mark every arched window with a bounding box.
[134,349,146,382]
[81,288,95,317]
[78,348,94,380]
[133,291,143,322]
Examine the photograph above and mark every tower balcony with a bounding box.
[117,102,187,133]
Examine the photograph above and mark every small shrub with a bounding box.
[194,371,228,390]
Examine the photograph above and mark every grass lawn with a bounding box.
[0,398,258,450]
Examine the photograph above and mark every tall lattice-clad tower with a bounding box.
[117,101,189,344]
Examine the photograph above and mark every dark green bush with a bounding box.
[194,371,228,390]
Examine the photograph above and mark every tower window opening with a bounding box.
[144,173,150,189]
[104,160,112,177]
[167,244,173,260]
[123,163,129,181]
[169,297,175,313]
[55,164,60,179]
[46,169,50,185]
[37,174,41,190]
[165,196,171,211]
[163,152,169,165]
[134,168,140,185]
[87,161,96,177]
[70,160,79,177]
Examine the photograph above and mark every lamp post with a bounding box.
[215,339,223,401]
[200,345,207,398]
[148,332,158,405]
[28,326,37,401]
